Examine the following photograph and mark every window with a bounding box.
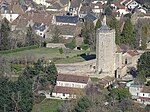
[63,93,65,96]
[143,94,144,96]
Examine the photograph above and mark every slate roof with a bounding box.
[56,16,78,24]
[57,74,89,84]
[84,13,97,21]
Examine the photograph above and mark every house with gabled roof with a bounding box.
[52,74,91,99]
[52,15,79,26]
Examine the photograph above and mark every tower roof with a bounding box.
[99,15,110,30]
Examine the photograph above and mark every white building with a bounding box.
[52,74,91,99]
[127,1,139,10]
[137,86,150,105]
[129,85,143,99]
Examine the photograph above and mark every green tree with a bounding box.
[25,25,38,46]
[95,19,102,29]
[105,6,112,15]
[81,20,95,50]
[121,19,135,47]
[137,52,150,84]
[140,24,148,50]
[111,88,131,101]
[52,26,62,43]
[65,37,76,50]
[107,16,121,45]
[17,74,33,112]
[74,96,91,112]
[0,18,11,50]
[46,62,58,85]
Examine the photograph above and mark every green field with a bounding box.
[1,47,95,64]
[32,99,63,112]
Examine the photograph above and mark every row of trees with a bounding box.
[0,59,58,111]
[81,14,149,50]
[57,87,147,112]
[0,18,41,51]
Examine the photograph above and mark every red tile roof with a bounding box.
[57,74,89,84]
[127,50,138,57]
[53,86,84,94]
[141,86,150,93]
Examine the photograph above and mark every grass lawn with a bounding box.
[1,47,95,64]
[32,99,63,112]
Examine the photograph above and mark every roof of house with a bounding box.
[53,86,84,94]
[55,16,78,24]
[47,2,62,10]
[127,50,139,57]
[141,86,150,93]
[84,13,97,21]
[70,0,81,8]
[57,74,89,84]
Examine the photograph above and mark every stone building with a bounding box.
[96,16,116,76]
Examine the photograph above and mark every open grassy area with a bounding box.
[32,99,63,112]
[1,47,95,64]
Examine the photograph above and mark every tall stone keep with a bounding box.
[96,16,116,75]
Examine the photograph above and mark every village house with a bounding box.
[137,86,150,105]
[98,76,115,89]
[91,0,104,14]
[52,15,79,26]
[52,74,91,99]
[122,50,140,68]
[111,2,129,15]
[129,84,143,99]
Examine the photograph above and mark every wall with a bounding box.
[57,81,87,88]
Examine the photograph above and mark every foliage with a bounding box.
[0,18,11,50]
[124,13,132,18]
[121,19,135,47]
[107,16,121,45]
[23,59,58,88]
[140,24,148,50]
[74,96,91,112]
[110,88,131,101]
[65,38,76,50]
[95,19,102,29]
[59,48,63,54]
[25,25,39,46]
[0,45,39,54]
[51,26,62,43]
[105,6,112,15]
[81,20,95,50]
[137,52,150,84]
[0,75,33,112]
[146,81,150,86]
[80,44,89,50]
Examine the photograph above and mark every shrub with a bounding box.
[59,48,63,54]
[80,44,89,50]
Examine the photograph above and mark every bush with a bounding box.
[59,48,63,54]
[80,44,89,50]
[65,38,76,49]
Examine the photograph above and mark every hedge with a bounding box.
[0,45,39,54]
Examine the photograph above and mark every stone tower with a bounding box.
[96,16,116,76]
